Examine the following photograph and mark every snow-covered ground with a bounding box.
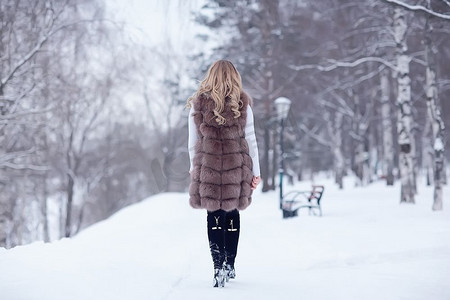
[1,176,449,300]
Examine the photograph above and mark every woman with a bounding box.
[187,60,261,287]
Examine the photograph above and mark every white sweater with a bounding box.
[188,104,261,177]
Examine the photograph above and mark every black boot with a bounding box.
[207,209,226,286]
[224,209,240,280]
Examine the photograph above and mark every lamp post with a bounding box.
[274,97,291,210]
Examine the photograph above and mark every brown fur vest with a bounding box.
[189,91,254,211]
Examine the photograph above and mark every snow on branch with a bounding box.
[2,162,49,171]
[0,148,48,171]
[382,0,450,20]
[289,56,397,73]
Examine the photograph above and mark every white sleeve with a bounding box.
[245,105,261,177]
[188,106,197,172]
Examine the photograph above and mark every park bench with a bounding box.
[281,185,325,218]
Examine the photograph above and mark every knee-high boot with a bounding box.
[224,209,240,267]
[207,210,226,269]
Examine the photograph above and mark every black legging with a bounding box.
[207,209,240,269]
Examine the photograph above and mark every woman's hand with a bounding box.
[251,176,261,190]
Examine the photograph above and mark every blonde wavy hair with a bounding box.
[186,60,243,125]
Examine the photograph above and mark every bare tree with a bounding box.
[0,0,143,247]
[0,0,63,247]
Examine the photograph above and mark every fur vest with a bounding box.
[189,91,254,212]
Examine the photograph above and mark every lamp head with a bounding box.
[274,97,291,120]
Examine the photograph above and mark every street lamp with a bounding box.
[274,97,291,210]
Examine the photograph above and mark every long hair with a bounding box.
[186,60,243,125]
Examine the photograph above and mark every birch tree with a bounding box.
[424,13,445,210]
[394,7,416,203]
[380,68,395,185]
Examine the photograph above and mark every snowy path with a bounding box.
[1,177,450,300]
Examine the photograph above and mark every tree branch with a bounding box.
[0,148,35,164]
[298,123,331,147]
[2,162,49,171]
[1,34,50,87]
[1,17,110,88]
[0,147,47,171]
[0,106,54,120]
[289,56,397,72]
[382,0,450,20]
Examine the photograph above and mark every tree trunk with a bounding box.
[0,205,9,248]
[353,93,364,186]
[425,15,445,211]
[65,175,74,237]
[271,125,278,190]
[64,2,78,238]
[422,117,434,186]
[334,148,345,189]
[394,7,415,203]
[443,159,447,185]
[42,176,50,242]
[380,69,395,185]
[262,120,272,192]
[368,124,376,184]
[354,140,365,186]
[328,111,344,189]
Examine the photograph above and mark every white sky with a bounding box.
[105,0,210,127]
[107,0,206,50]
